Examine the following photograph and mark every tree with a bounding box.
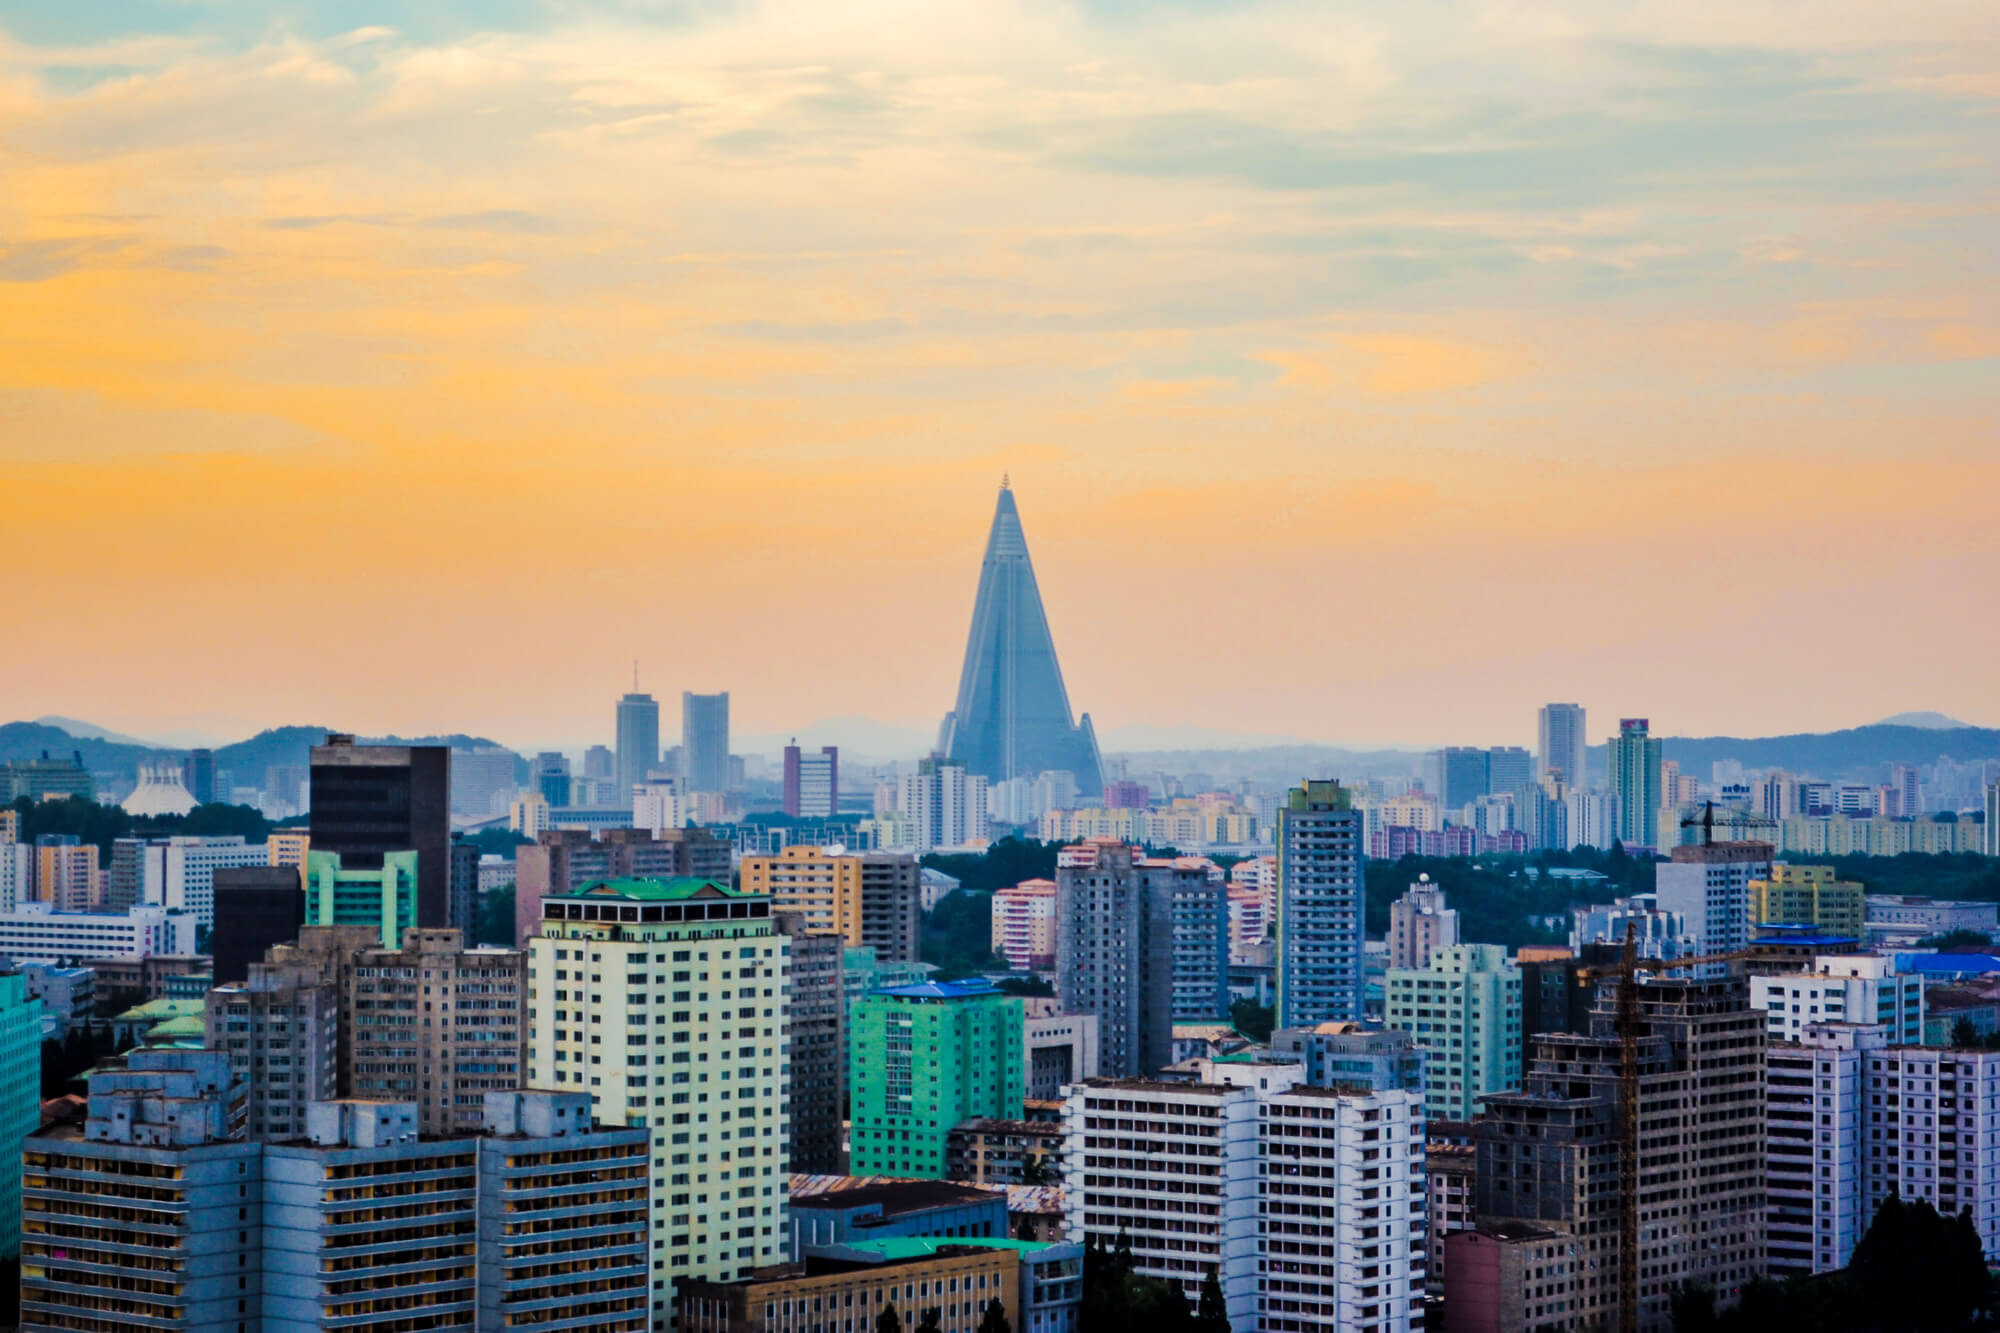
[1229,997,1274,1043]
[473,885,516,948]
[977,1297,1011,1333]
[1921,929,1995,951]
[1668,1280,1718,1333]
[1952,1016,1981,1049]
[914,1307,943,1333]
[1195,1267,1230,1333]
[876,1303,903,1333]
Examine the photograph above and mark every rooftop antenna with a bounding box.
[1000,473,1010,490]
[632,660,639,690]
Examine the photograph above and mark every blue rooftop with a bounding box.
[873,979,1006,1000]
[1903,953,2000,975]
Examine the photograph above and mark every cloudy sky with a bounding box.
[3,1,1996,752]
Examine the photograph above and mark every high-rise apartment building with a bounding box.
[528,876,792,1327]
[1435,747,1493,814]
[32,835,98,911]
[1749,864,1865,937]
[309,733,452,927]
[1985,780,1999,857]
[534,751,573,808]
[1768,1025,2000,1278]
[776,913,846,1175]
[450,745,519,818]
[618,690,662,802]
[1275,779,1366,1029]
[348,927,526,1136]
[1655,840,1775,960]
[849,978,1024,1178]
[1383,943,1522,1120]
[513,826,732,948]
[991,878,1059,971]
[739,846,922,964]
[1537,703,1588,786]
[1062,1061,1427,1329]
[0,973,42,1259]
[783,743,839,818]
[203,959,339,1142]
[902,756,991,852]
[1749,955,1924,1046]
[20,1054,648,1333]
[1053,841,1173,1078]
[1458,976,1766,1331]
[937,481,1105,798]
[1606,718,1664,851]
[1387,876,1460,970]
[682,691,732,793]
[107,834,270,927]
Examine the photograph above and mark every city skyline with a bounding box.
[4,3,1997,749]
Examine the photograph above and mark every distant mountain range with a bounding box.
[5,716,1996,792]
[0,721,524,792]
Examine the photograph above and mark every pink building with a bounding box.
[991,878,1058,971]
[1387,874,1460,970]
[1102,779,1151,810]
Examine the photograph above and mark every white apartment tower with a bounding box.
[1769,1023,2000,1277]
[1750,955,1925,1046]
[528,876,791,1331]
[1063,1061,1425,1331]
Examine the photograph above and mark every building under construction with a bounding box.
[1444,975,1766,1333]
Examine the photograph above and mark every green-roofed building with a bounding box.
[305,849,417,949]
[849,978,1024,1180]
[527,874,789,1327]
[142,1014,210,1048]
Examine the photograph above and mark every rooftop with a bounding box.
[873,979,1006,1000]
[841,1238,1065,1261]
[788,1177,999,1217]
[560,876,744,901]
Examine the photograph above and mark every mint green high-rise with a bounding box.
[0,972,44,1258]
[849,979,1023,1179]
[305,849,418,949]
[1383,942,1522,1121]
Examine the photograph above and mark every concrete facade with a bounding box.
[1384,944,1522,1121]
[849,979,1024,1179]
[1275,780,1366,1029]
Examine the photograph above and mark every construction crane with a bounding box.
[1678,799,1776,846]
[1574,927,1768,1333]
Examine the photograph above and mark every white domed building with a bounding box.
[123,761,199,817]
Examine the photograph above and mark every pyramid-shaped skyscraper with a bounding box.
[937,482,1104,797]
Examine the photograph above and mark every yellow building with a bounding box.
[738,845,921,962]
[266,830,310,869]
[1751,864,1866,937]
[34,841,99,911]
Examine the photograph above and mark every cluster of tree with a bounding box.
[1925,929,1997,951]
[42,1026,132,1098]
[1362,848,1653,951]
[1826,852,2000,902]
[7,795,278,866]
[1081,1234,1230,1332]
[1671,1194,1993,1332]
[922,837,1059,896]
[473,885,517,948]
[1230,997,1275,1043]
[920,885,1008,978]
[875,1299,1012,1333]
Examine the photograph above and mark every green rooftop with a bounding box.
[839,1238,1064,1261]
[145,1015,208,1039]
[562,876,742,901]
[115,998,204,1023]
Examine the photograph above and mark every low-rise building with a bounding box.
[1750,865,1865,937]
[944,1118,1063,1186]
[679,1242,1023,1333]
[1269,1022,1427,1093]
[789,1178,1011,1259]
[0,903,196,964]
[1865,894,2000,949]
[1023,1011,1098,1101]
[1425,1143,1477,1297]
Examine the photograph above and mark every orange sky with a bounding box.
[3,3,1997,751]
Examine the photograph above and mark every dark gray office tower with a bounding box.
[776,912,846,1174]
[448,833,479,936]
[680,691,730,793]
[308,734,451,928]
[211,866,306,984]
[615,691,659,803]
[181,748,215,805]
[937,481,1104,797]
[1055,841,1175,1078]
[1435,746,1492,812]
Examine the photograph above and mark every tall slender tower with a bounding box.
[615,686,659,802]
[938,481,1104,796]
[1537,703,1587,786]
[1607,717,1665,851]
